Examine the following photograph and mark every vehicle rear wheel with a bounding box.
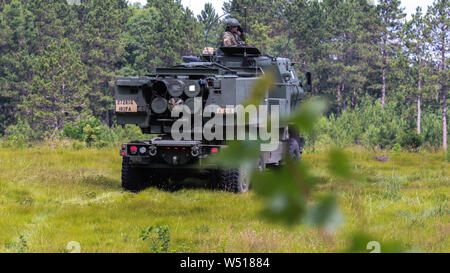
[122,157,165,192]
[121,157,150,192]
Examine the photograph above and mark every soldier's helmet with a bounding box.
[226,18,241,28]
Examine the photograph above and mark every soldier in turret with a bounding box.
[222,18,246,47]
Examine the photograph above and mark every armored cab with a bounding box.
[114,46,308,193]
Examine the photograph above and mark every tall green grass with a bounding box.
[0,145,448,252]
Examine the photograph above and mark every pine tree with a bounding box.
[18,39,90,134]
[121,5,163,75]
[403,7,432,135]
[287,0,327,94]
[224,0,292,55]
[122,0,202,75]
[344,0,380,109]
[377,0,406,109]
[198,3,221,48]
[320,0,377,114]
[77,0,129,126]
[427,0,449,150]
[0,0,35,133]
[182,7,203,57]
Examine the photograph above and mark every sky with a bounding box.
[128,0,435,18]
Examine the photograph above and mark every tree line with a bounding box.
[0,0,448,149]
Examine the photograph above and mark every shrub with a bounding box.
[99,124,146,145]
[3,120,35,147]
[421,111,444,146]
[399,130,423,151]
[139,225,171,253]
[308,96,445,150]
[63,117,148,147]
[63,117,102,143]
[392,143,402,154]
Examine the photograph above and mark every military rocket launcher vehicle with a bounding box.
[114,46,310,192]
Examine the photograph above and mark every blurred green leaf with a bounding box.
[253,160,317,226]
[289,98,328,134]
[327,148,352,178]
[204,81,343,229]
[205,140,261,168]
[244,72,275,107]
[304,195,342,231]
[253,170,307,226]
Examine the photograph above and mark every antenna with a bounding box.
[204,12,230,53]
[243,7,248,65]
[244,7,247,36]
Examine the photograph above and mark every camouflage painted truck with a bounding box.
[114,46,311,193]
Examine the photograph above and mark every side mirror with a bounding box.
[305,71,312,92]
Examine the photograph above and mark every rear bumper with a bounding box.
[120,138,223,169]
[127,156,219,169]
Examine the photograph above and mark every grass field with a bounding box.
[0,144,448,253]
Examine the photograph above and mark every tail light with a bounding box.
[120,144,126,156]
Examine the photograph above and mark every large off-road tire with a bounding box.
[217,166,251,193]
[121,157,151,192]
